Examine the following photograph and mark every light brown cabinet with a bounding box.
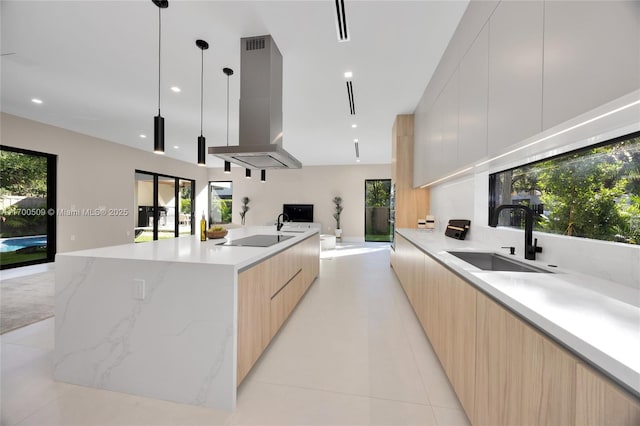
[576,363,640,426]
[237,234,320,385]
[391,114,430,227]
[392,232,640,425]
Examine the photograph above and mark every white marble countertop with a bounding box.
[396,228,640,398]
[56,226,318,271]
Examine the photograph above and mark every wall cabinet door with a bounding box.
[458,24,489,167]
[487,0,543,155]
[575,363,640,426]
[542,1,640,130]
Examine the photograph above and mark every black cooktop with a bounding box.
[217,234,294,247]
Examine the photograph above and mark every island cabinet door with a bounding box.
[575,363,640,426]
[237,259,272,385]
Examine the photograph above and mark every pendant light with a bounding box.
[245,169,251,179]
[222,67,234,173]
[261,169,266,183]
[152,0,168,155]
[196,39,209,166]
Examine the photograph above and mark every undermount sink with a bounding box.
[447,251,552,273]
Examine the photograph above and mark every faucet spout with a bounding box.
[276,213,289,232]
[490,204,542,260]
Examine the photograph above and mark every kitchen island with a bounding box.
[54,226,319,411]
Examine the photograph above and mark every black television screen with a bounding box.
[283,204,314,222]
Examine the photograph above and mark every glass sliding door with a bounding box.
[157,175,176,240]
[209,181,232,225]
[134,170,194,242]
[0,146,57,269]
[178,179,194,236]
[365,179,392,242]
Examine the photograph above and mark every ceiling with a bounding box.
[1,0,468,168]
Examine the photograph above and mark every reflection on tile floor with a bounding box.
[1,243,470,425]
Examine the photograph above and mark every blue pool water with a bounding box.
[0,236,48,253]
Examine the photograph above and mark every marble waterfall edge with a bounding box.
[54,256,237,410]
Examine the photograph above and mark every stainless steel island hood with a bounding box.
[209,35,302,169]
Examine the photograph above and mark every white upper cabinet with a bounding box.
[458,24,489,168]
[441,69,460,173]
[487,0,544,156]
[542,1,640,130]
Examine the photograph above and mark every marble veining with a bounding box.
[54,228,317,410]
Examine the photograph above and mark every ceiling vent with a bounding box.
[209,35,302,169]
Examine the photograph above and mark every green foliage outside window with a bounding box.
[490,133,640,245]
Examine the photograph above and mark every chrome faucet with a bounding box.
[276,213,289,231]
[490,204,542,261]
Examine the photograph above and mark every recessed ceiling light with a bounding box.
[31,98,43,104]
[139,134,147,139]
[351,124,357,128]
[173,145,179,149]
[354,138,359,142]
[344,71,353,79]
[171,86,181,93]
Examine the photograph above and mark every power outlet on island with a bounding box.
[133,278,145,300]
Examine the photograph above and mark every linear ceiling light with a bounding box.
[152,0,168,155]
[354,141,360,161]
[334,0,349,42]
[196,39,209,167]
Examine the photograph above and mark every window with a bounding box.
[134,171,195,242]
[0,146,57,269]
[489,131,640,245]
[209,181,232,225]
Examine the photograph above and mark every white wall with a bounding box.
[1,113,209,252]
[208,164,391,240]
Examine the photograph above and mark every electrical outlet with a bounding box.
[70,235,76,241]
[133,279,145,300]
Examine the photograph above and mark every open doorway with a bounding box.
[364,179,392,242]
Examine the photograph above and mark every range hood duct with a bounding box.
[209,35,302,169]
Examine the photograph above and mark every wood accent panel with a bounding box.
[575,363,640,426]
[520,322,576,425]
[237,259,271,384]
[442,272,477,418]
[237,234,320,386]
[475,293,524,426]
[392,115,430,228]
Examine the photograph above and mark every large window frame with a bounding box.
[0,145,57,269]
[488,131,640,245]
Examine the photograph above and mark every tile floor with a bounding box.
[1,243,470,425]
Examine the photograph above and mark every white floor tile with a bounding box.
[1,243,467,425]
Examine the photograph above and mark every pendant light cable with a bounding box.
[200,46,203,136]
[226,71,230,146]
[157,6,161,114]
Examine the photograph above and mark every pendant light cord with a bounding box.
[226,74,230,147]
[200,48,204,136]
[157,7,161,114]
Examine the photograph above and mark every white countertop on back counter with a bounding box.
[396,228,640,398]
[56,226,318,270]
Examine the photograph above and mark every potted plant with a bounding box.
[239,197,250,225]
[332,196,343,239]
